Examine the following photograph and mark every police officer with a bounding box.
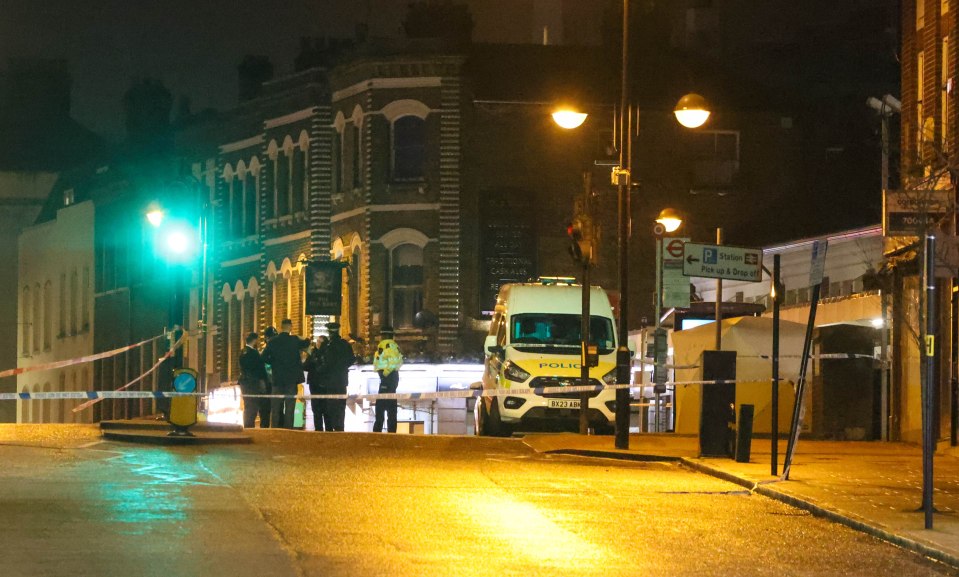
[262,319,309,428]
[372,326,403,433]
[320,322,355,431]
[303,335,330,431]
[238,332,270,428]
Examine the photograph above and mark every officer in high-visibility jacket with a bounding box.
[372,327,403,433]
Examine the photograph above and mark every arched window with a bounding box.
[33,283,41,353]
[37,382,47,423]
[392,116,426,181]
[69,269,79,335]
[290,131,310,212]
[264,147,277,220]
[351,124,362,189]
[230,168,242,239]
[21,286,31,356]
[332,131,342,192]
[349,248,361,336]
[231,294,242,379]
[244,166,257,236]
[276,150,291,216]
[43,281,52,349]
[391,244,424,329]
[22,384,31,423]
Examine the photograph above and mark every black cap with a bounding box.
[380,326,395,337]
[326,322,341,331]
[264,326,278,338]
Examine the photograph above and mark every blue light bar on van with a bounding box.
[538,276,576,286]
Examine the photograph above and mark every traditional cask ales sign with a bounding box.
[305,261,343,316]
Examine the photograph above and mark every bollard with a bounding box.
[735,404,755,463]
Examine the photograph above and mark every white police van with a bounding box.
[474,280,621,436]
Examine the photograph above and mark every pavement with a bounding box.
[98,418,252,445]
[523,432,959,570]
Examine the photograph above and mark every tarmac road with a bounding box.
[1,428,957,577]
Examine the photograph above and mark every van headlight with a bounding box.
[602,367,619,385]
[503,361,531,383]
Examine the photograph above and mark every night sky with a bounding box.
[0,0,604,140]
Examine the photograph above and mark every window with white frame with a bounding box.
[293,134,308,213]
[277,147,291,216]
[390,243,424,329]
[243,165,258,236]
[351,123,362,189]
[392,115,427,181]
[69,269,78,335]
[349,248,361,337]
[21,286,30,356]
[332,131,342,192]
[43,281,52,349]
[58,273,66,336]
[81,267,90,330]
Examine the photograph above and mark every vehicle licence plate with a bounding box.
[547,399,580,409]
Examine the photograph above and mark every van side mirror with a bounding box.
[484,335,504,356]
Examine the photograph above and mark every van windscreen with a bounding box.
[510,314,615,354]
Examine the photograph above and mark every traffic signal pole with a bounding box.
[614,0,632,449]
[579,172,592,435]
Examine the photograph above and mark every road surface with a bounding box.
[1,428,956,576]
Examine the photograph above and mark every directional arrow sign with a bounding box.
[683,243,763,282]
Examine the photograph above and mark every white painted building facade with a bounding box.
[17,198,95,423]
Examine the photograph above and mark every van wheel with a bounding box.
[486,400,512,437]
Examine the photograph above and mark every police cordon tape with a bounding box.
[0,333,167,380]
[71,333,186,413]
[5,378,794,403]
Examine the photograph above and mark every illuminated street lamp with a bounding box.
[655,208,683,233]
[674,93,711,129]
[552,108,589,130]
[146,207,165,228]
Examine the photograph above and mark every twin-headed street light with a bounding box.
[552,93,708,441]
[552,93,711,132]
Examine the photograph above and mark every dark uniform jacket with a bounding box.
[303,344,329,392]
[262,332,309,388]
[321,336,355,394]
[238,345,268,393]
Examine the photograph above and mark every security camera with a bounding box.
[867,94,901,114]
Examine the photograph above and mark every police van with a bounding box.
[475,280,622,436]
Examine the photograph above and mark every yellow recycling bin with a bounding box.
[168,368,199,437]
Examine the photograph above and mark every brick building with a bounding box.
[180,36,808,387]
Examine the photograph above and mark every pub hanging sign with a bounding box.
[305,261,344,316]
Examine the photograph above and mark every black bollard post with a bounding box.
[736,404,755,463]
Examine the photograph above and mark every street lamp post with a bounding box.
[653,209,682,432]
[553,0,710,447]
[145,178,208,391]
